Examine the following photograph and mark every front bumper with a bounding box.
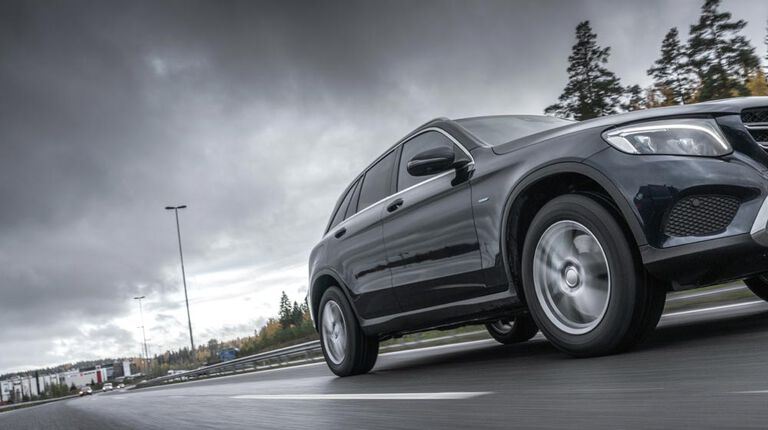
[585,147,768,289]
[751,196,768,246]
[642,196,768,289]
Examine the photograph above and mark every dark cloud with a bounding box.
[1,0,766,372]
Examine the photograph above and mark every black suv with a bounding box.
[309,97,768,376]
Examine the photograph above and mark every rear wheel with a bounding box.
[745,274,768,301]
[485,314,539,344]
[521,194,666,357]
[319,286,379,376]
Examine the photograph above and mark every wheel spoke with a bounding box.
[532,220,611,335]
[321,300,347,365]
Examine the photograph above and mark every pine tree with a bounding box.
[746,69,768,96]
[278,291,292,329]
[545,21,624,120]
[751,20,768,95]
[621,85,646,112]
[648,28,695,105]
[687,0,760,101]
[289,301,301,326]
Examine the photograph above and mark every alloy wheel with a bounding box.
[321,300,348,365]
[532,220,611,335]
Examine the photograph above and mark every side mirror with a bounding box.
[406,146,456,177]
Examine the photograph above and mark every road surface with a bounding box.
[3,298,768,429]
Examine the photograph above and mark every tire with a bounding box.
[485,314,539,344]
[521,194,666,357]
[745,274,768,302]
[318,286,379,376]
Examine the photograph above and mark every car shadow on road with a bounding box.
[642,308,768,352]
[354,307,768,378]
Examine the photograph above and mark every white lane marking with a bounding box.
[661,300,765,318]
[564,388,664,393]
[731,390,768,394]
[230,392,491,400]
[666,285,747,302]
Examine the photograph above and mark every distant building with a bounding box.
[60,367,108,388]
[0,361,132,403]
[110,360,134,379]
[0,380,11,403]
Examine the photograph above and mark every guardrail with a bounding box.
[0,395,78,412]
[136,340,322,388]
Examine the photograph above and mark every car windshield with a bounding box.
[456,115,573,147]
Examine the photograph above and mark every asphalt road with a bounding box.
[4,297,768,429]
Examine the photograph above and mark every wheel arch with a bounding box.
[309,269,359,330]
[500,162,647,301]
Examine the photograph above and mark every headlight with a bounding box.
[602,118,731,156]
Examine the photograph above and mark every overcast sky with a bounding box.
[1,0,766,374]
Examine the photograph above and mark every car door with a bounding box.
[381,129,485,313]
[325,150,401,322]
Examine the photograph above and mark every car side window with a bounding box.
[397,131,468,191]
[328,178,359,230]
[358,150,397,211]
[344,178,362,219]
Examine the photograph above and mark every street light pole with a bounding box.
[133,296,150,370]
[165,205,195,353]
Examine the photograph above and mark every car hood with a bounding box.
[490,97,768,155]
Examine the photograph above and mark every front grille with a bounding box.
[741,107,768,149]
[742,108,768,124]
[750,128,768,143]
[664,195,740,237]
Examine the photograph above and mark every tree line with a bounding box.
[546,0,768,120]
[138,290,314,378]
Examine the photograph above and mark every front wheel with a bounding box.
[745,274,768,301]
[319,286,379,376]
[521,194,666,357]
[485,314,539,344]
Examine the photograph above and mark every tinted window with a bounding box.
[328,179,358,229]
[456,115,572,146]
[358,150,397,210]
[344,178,362,219]
[397,131,467,191]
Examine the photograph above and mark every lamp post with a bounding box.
[133,296,150,370]
[165,205,195,353]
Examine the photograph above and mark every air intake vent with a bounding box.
[664,195,740,237]
[741,107,768,148]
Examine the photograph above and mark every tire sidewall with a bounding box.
[318,286,361,376]
[522,194,638,353]
[485,314,538,344]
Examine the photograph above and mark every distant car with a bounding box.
[309,98,768,376]
[117,383,125,389]
[102,383,113,392]
[78,386,93,396]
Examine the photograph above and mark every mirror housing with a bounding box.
[406,146,456,177]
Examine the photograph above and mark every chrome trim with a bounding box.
[421,127,475,161]
[751,196,768,247]
[744,123,768,129]
[324,127,474,238]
